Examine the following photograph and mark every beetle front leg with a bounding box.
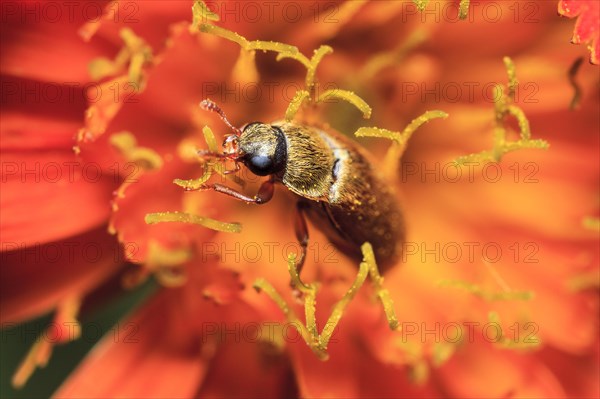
[207,177,274,204]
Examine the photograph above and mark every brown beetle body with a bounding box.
[200,100,404,273]
[269,122,404,271]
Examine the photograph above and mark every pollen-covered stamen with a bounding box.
[361,243,400,330]
[195,17,298,84]
[145,211,242,233]
[12,297,81,388]
[107,131,163,233]
[412,0,471,19]
[147,240,192,287]
[173,167,213,191]
[88,28,153,89]
[360,29,428,80]
[488,311,541,349]
[437,279,534,301]
[285,90,311,122]
[317,89,372,119]
[582,216,600,231]
[78,1,119,40]
[122,241,193,288]
[190,0,220,30]
[277,45,339,114]
[455,57,549,164]
[110,131,163,171]
[438,243,536,302]
[254,242,399,360]
[355,110,448,180]
[76,29,154,147]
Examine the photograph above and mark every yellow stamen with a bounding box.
[438,279,534,301]
[487,312,541,350]
[191,0,220,31]
[12,297,81,388]
[146,240,192,287]
[409,361,430,384]
[306,45,334,91]
[567,272,600,292]
[145,211,242,233]
[78,1,119,41]
[412,0,469,19]
[360,29,428,80]
[276,45,335,103]
[355,110,448,179]
[319,254,369,349]
[110,131,163,171]
[199,24,297,54]
[78,30,153,147]
[54,297,82,341]
[317,89,372,119]
[413,0,428,12]
[432,342,456,367]
[232,49,259,83]
[88,28,153,89]
[147,240,192,267]
[107,132,162,235]
[254,242,398,360]
[503,56,518,101]
[202,125,219,152]
[285,90,311,121]
[459,0,471,20]
[357,110,448,148]
[75,78,128,146]
[12,339,53,388]
[173,168,213,191]
[362,242,399,330]
[455,57,549,164]
[252,278,314,352]
[582,216,600,232]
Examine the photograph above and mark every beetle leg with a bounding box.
[291,202,309,296]
[206,177,274,204]
[294,202,309,274]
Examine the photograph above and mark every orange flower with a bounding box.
[1,1,598,398]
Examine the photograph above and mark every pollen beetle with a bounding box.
[199,99,405,274]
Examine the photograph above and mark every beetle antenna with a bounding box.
[200,99,242,136]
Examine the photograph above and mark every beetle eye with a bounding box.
[246,154,274,176]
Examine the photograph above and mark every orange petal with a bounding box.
[54,289,209,398]
[0,9,103,82]
[436,339,566,398]
[109,159,223,263]
[559,0,600,64]
[0,226,122,323]
[1,75,87,150]
[1,150,115,246]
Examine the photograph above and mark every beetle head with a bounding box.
[200,99,287,176]
[238,122,287,176]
